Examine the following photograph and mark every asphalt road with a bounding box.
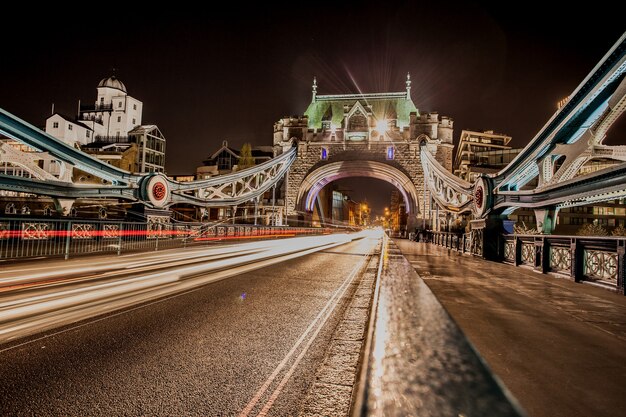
[0,232,381,416]
[396,239,626,417]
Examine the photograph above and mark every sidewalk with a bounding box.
[358,239,523,417]
[395,239,626,417]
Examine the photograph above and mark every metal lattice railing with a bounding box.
[549,246,571,273]
[584,249,618,283]
[520,243,535,265]
[503,241,515,262]
[0,217,334,262]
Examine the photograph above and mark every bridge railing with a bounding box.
[501,234,624,294]
[428,230,625,294]
[0,217,337,262]
[429,231,475,254]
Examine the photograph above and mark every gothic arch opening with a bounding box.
[296,160,421,217]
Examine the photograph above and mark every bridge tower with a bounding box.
[274,75,454,228]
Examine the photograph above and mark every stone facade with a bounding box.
[272,77,454,227]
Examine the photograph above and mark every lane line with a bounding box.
[239,237,376,417]
[256,254,365,417]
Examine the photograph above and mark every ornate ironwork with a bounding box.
[549,246,571,272]
[464,234,471,252]
[521,243,535,265]
[474,186,483,209]
[471,230,483,256]
[102,224,120,239]
[504,241,515,262]
[72,223,94,239]
[584,250,618,282]
[21,222,52,240]
[421,148,473,213]
[0,222,8,239]
[147,216,171,239]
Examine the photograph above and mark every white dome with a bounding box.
[98,75,127,93]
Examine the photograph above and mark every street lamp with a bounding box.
[359,203,369,226]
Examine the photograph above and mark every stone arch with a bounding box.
[416,134,430,146]
[296,160,421,216]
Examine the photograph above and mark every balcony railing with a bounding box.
[78,115,103,124]
[80,103,113,112]
[93,135,130,143]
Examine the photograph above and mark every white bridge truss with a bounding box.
[166,149,295,207]
[420,31,626,224]
[0,108,296,210]
[420,147,473,213]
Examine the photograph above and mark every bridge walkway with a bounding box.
[395,238,626,417]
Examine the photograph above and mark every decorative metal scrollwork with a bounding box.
[21,222,51,240]
[521,243,535,265]
[102,224,120,239]
[584,250,618,282]
[421,147,473,213]
[504,241,515,262]
[0,222,9,239]
[471,230,483,256]
[549,246,571,272]
[72,223,94,240]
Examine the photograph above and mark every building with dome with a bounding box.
[44,75,165,173]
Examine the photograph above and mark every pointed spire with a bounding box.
[312,76,318,102]
[406,72,412,99]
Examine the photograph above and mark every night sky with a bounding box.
[1,3,624,214]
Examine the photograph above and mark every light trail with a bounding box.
[0,232,367,346]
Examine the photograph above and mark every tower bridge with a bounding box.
[275,74,453,228]
[1,32,625,249]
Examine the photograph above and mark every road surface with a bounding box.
[0,231,381,416]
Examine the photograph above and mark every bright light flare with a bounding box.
[376,119,388,134]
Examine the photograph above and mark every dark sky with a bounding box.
[1,3,624,215]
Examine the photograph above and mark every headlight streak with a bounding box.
[0,232,366,345]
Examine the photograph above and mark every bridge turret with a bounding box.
[438,116,453,144]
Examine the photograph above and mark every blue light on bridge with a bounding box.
[321,147,328,160]
[386,146,395,160]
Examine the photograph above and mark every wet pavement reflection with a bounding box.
[395,239,626,417]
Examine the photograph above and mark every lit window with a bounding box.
[68,124,73,131]
[53,122,59,128]
[117,116,121,123]
[386,146,395,160]
[321,147,328,160]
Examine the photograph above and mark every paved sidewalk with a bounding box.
[395,239,626,417]
[360,239,523,417]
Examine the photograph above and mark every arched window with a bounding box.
[21,205,31,215]
[43,206,54,216]
[98,207,108,219]
[5,203,16,215]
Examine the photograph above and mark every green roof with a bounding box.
[304,92,419,130]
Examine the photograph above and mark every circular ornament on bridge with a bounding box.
[472,176,490,217]
[144,174,171,208]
